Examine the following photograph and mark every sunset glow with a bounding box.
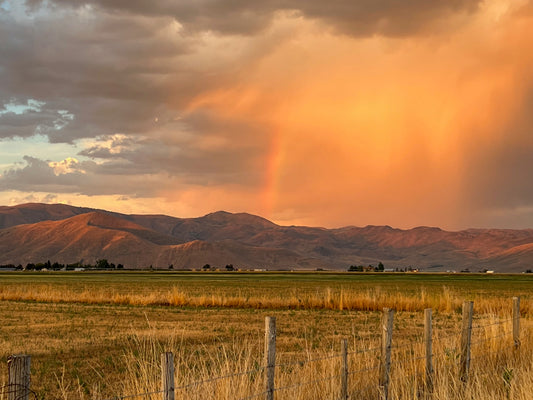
[1,0,533,229]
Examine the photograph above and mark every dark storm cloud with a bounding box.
[77,111,269,185]
[0,5,200,142]
[1,0,481,143]
[0,154,163,196]
[0,109,267,193]
[39,0,481,36]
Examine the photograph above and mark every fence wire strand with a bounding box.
[101,389,165,400]
[0,384,38,400]
[9,302,526,400]
[274,372,343,393]
[347,345,381,356]
[347,363,381,376]
[472,318,512,330]
[173,365,265,391]
[276,351,343,368]
[471,331,511,345]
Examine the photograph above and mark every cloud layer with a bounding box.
[1,0,533,229]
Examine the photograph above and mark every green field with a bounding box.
[1,270,532,297]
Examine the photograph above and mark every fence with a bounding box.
[2,297,524,400]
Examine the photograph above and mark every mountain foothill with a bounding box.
[1,203,533,272]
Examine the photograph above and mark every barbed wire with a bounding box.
[470,343,516,361]
[347,345,381,356]
[275,352,343,368]
[100,389,165,400]
[382,354,429,376]
[347,363,381,376]
[11,304,527,400]
[0,383,38,400]
[470,331,511,346]
[276,343,385,369]
[173,365,266,391]
[433,329,467,342]
[274,372,343,392]
[99,365,265,400]
[471,318,512,330]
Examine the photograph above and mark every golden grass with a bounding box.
[0,284,530,315]
[0,296,529,399]
[1,273,532,399]
[110,316,533,400]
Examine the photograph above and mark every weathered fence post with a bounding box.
[161,352,175,400]
[265,316,276,400]
[513,296,520,349]
[459,301,473,384]
[379,308,394,400]
[424,308,434,395]
[7,354,31,400]
[341,339,348,400]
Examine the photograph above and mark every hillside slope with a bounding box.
[0,211,319,269]
[1,203,533,271]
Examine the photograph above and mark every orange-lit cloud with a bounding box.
[174,0,533,228]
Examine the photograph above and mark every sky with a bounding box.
[1,0,533,230]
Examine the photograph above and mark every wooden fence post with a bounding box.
[341,339,348,400]
[161,352,175,400]
[7,354,31,400]
[459,301,473,384]
[265,316,276,400]
[513,297,520,349]
[379,308,394,400]
[424,308,434,394]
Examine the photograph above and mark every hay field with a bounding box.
[0,271,532,399]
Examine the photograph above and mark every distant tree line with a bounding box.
[202,264,236,271]
[0,259,124,271]
[348,262,385,272]
[346,262,419,272]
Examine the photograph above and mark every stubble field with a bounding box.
[0,271,532,399]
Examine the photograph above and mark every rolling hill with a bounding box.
[1,203,533,271]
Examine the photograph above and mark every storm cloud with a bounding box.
[1,0,533,229]
[38,0,481,36]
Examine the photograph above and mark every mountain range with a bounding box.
[1,203,533,272]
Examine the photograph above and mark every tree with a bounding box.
[52,262,63,270]
[202,264,211,271]
[96,259,110,269]
[225,264,234,271]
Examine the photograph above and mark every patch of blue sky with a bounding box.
[0,99,46,115]
[0,135,82,172]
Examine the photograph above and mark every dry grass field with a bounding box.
[0,271,532,399]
